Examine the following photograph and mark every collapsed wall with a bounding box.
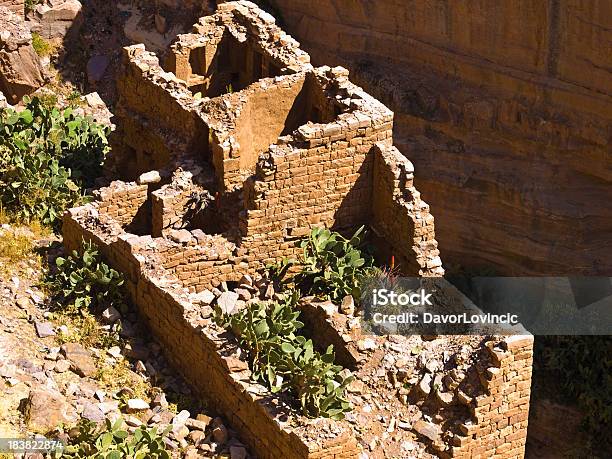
[64,2,533,458]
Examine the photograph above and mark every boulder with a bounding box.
[0,7,45,103]
[137,170,161,185]
[30,0,83,40]
[126,398,150,412]
[412,420,441,442]
[23,389,78,432]
[86,54,110,84]
[216,291,239,315]
[60,342,97,378]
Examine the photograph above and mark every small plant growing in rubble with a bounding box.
[0,96,110,228]
[46,239,126,315]
[57,418,171,458]
[216,292,354,419]
[280,226,374,302]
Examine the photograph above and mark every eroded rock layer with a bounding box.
[265,0,612,275]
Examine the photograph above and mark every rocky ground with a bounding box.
[0,223,250,458]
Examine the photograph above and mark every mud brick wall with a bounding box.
[158,237,239,293]
[62,209,360,459]
[239,110,393,268]
[151,185,193,237]
[109,46,209,179]
[94,182,149,230]
[447,335,533,458]
[372,144,443,276]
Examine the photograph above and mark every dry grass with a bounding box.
[52,311,121,350]
[0,208,50,277]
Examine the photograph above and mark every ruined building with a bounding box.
[64,2,533,458]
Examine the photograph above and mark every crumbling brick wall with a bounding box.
[444,336,533,458]
[240,109,391,267]
[62,2,533,458]
[107,47,209,179]
[372,143,443,275]
[94,181,149,231]
[62,206,360,459]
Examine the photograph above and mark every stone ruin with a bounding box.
[63,2,534,458]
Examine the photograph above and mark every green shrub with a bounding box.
[216,292,353,419]
[31,32,53,57]
[277,226,374,302]
[0,96,110,227]
[58,418,171,458]
[25,0,41,14]
[46,240,125,315]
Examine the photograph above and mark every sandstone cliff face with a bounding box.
[265,0,612,275]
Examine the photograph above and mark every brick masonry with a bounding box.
[63,2,533,457]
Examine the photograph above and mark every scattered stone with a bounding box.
[61,343,97,377]
[171,423,189,440]
[152,393,168,409]
[357,338,376,352]
[234,287,252,301]
[87,55,110,84]
[82,402,105,423]
[16,296,31,309]
[107,346,122,359]
[264,283,274,299]
[135,360,146,374]
[30,0,83,40]
[185,418,209,431]
[54,359,70,373]
[340,295,355,315]
[125,415,143,427]
[173,409,191,425]
[435,390,454,406]
[217,291,239,315]
[137,170,161,185]
[196,413,213,424]
[83,91,105,108]
[412,373,432,399]
[0,7,45,103]
[316,300,337,317]
[101,306,121,324]
[188,430,206,444]
[168,229,192,244]
[65,382,79,397]
[34,321,56,338]
[193,289,215,305]
[98,401,119,414]
[124,342,149,361]
[413,420,441,442]
[126,398,150,412]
